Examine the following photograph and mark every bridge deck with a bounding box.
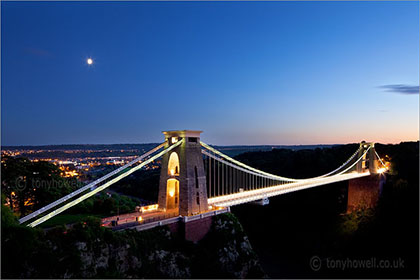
[208,171,371,207]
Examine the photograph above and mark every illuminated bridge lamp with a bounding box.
[377,167,387,174]
[169,190,175,197]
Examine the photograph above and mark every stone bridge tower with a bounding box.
[157,130,209,216]
[355,142,378,174]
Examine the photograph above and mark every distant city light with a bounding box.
[87,58,93,65]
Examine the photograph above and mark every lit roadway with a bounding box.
[101,208,179,229]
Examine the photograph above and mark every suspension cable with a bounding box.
[334,146,371,176]
[202,144,370,185]
[375,150,387,168]
[19,142,167,224]
[201,142,299,182]
[201,141,364,182]
[26,140,183,227]
[307,146,363,179]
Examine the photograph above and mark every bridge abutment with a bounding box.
[347,174,385,213]
[183,216,213,242]
[165,217,213,243]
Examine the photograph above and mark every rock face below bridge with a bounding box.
[347,175,384,213]
[77,213,265,278]
[3,213,266,278]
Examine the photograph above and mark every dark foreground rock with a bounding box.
[2,213,266,278]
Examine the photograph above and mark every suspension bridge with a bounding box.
[18,130,387,238]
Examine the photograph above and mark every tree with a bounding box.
[1,157,76,217]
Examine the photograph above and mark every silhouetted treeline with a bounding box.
[109,169,160,204]
[235,143,359,178]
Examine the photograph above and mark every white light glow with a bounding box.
[377,167,387,174]
[87,58,93,65]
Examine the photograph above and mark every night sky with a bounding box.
[1,1,418,146]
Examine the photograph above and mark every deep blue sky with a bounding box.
[2,1,419,146]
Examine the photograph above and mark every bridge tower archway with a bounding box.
[165,152,180,210]
[157,130,209,216]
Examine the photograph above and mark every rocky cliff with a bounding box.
[2,213,266,278]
